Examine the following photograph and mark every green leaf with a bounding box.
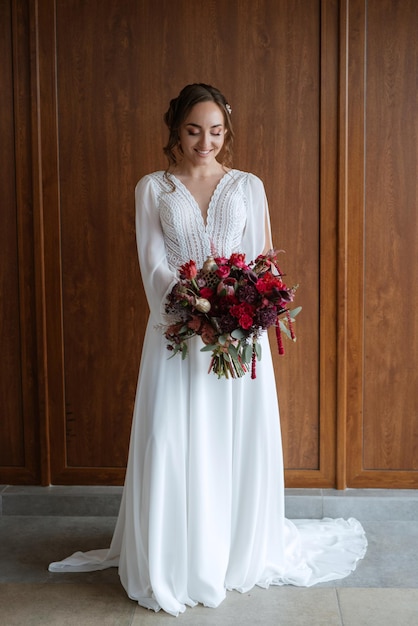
[243,343,253,363]
[288,306,302,319]
[200,344,217,352]
[218,334,229,346]
[279,320,292,340]
[255,341,262,360]
[231,328,245,340]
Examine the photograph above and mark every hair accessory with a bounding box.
[225,103,232,115]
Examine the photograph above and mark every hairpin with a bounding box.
[225,104,232,115]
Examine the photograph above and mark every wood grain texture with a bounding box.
[12,0,418,488]
[0,0,39,482]
[40,0,328,483]
[363,0,418,471]
[345,0,418,486]
[0,0,25,468]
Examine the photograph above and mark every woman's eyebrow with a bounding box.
[185,122,223,129]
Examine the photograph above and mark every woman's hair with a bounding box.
[163,83,234,170]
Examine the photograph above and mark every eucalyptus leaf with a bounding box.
[231,328,245,340]
[228,344,238,358]
[200,344,217,352]
[279,321,292,340]
[255,341,262,360]
[243,344,253,363]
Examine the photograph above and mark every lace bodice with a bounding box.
[135,168,270,323]
[149,170,248,268]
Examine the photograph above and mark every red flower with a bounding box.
[214,256,228,266]
[239,313,254,329]
[256,273,284,294]
[216,265,231,279]
[229,253,248,269]
[179,260,197,279]
[230,302,255,329]
[199,287,214,299]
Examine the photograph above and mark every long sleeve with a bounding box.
[241,173,273,260]
[135,175,178,324]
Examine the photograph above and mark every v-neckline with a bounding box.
[170,170,233,229]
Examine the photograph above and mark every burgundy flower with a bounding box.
[217,312,237,333]
[237,284,258,304]
[254,305,278,328]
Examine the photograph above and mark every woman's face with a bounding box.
[178,101,226,168]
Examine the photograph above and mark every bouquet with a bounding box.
[163,250,301,379]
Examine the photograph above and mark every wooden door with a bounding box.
[25,0,335,485]
[343,0,418,487]
[9,1,417,489]
[0,0,39,483]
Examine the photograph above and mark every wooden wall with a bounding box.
[1,0,417,488]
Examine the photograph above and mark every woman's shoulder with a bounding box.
[135,171,171,194]
[229,168,264,182]
[136,170,165,185]
[229,169,266,194]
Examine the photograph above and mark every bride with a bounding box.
[49,83,367,617]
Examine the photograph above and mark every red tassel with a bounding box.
[251,346,257,379]
[276,321,285,355]
[286,310,295,340]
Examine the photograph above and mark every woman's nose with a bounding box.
[198,132,211,147]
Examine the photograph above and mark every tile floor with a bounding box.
[0,488,417,625]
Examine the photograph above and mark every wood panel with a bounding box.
[6,0,417,488]
[0,0,39,483]
[29,0,333,485]
[345,0,418,487]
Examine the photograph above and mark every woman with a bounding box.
[49,83,367,616]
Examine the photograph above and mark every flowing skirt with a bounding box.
[49,323,367,616]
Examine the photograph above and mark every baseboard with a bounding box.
[1,485,417,520]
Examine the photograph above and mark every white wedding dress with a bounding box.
[49,170,367,616]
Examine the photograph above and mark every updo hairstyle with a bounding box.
[163,83,234,170]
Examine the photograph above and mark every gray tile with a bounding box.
[2,487,122,516]
[131,587,343,625]
[338,588,418,626]
[3,487,418,520]
[319,521,418,588]
[2,515,418,625]
[323,490,418,521]
[0,516,118,584]
[0,583,135,626]
[285,493,323,519]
